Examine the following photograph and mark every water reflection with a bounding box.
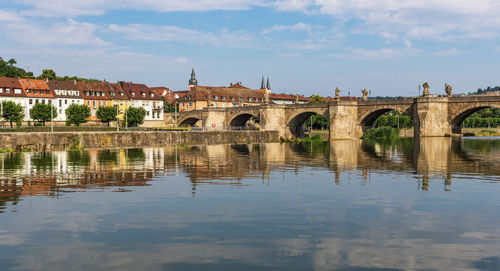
[1,138,499,208]
[0,138,499,270]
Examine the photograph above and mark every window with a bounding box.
[142,93,146,97]
[0,88,3,93]
[230,96,234,101]
[98,101,101,107]
[48,100,51,105]
[5,88,10,93]
[72,100,75,104]
[87,101,90,106]
[131,92,135,97]
[120,93,124,96]
[29,99,33,104]
[189,102,192,107]
[222,96,226,101]
[110,92,115,96]
[151,94,154,97]
[36,99,39,104]
[42,100,45,104]
[206,95,209,99]
[14,89,21,94]
[65,100,67,105]
[239,97,244,101]
[59,100,62,107]
[93,101,96,108]
[248,98,253,102]
[59,109,62,114]
[214,96,219,100]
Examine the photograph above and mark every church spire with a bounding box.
[266,77,270,90]
[189,68,198,86]
[261,76,265,89]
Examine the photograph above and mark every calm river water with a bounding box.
[0,137,499,271]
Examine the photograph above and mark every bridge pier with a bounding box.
[329,101,362,140]
[203,109,226,130]
[260,105,287,138]
[414,97,452,137]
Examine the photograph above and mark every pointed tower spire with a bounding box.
[266,77,270,90]
[261,76,265,89]
[189,68,198,86]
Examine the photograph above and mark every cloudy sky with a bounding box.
[1,0,499,96]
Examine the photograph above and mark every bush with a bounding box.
[302,133,323,142]
[362,127,399,142]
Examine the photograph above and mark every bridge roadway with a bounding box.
[166,96,500,140]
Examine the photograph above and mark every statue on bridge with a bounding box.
[335,87,340,101]
[294,94,299,104]
[445,84,453,97]
[422,82,430,97]
[264,88,270,104]
[361,88,368,101]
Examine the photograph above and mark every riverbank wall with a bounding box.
[0,131,279,152]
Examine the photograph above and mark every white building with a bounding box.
[119,81,164,121]
[0,77,27,121]
[47,80,84,121]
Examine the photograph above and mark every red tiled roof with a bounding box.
[119,81,163,101]
[270,93,310,101]
[18,78,54,98]
[180,85,264,103]
[0,77,25,97]
[47,80,81,98]
[75,81,110,100]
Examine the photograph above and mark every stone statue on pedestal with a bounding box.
[445,84,452,97]
[422,82,430,97]
[264,89,270,104]
[361,88,368,101]
[334,87,340,101]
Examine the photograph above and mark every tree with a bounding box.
[38,69,56,80]
[29,103,57,125]
[96,106,117,126]
[1,101,24,127]
[308,94,327,103]
[163,102,178,113]
[66,104,91,126]
[125,106,146,127]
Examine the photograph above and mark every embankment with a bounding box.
[0,131,279,152]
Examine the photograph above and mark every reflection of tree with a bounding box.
[98,150,118,165]
[31,153,54,171]
[67,151,90,167]
[126,149,145,162]
[1,152,24,170]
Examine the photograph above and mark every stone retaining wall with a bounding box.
[0,131,279,152]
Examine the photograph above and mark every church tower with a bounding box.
[189,68,198,87]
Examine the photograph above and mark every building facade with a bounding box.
[119,81,164,121]
[18,78,54,121]
[76,81,111,120]
[47,80,85,121]
[0,77,27,119]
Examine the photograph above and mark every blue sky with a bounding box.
[0,0,499,97]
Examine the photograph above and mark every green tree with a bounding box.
[125,106,146,127]
[163,102,178,113]
[308,94,327,103]
[38,69,57,80]
[65,104,91,126]
[29,103,57,125]
[96,106,117,126]
[1,101,24,128]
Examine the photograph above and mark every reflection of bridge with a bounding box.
[168,96,500,139]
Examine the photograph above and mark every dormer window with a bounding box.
[214,96,219,100]
[131,92,135,97]
[120,93,124,96]
[142,92,146,97]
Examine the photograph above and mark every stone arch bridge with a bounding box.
[167,96,500,140]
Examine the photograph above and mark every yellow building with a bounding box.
[105,82,130,120]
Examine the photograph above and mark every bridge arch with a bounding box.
[179,117,202,126]
[450,105,500,134]
[228,113,259,129]
[287,109,328,138]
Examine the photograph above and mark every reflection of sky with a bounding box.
[0,139,499,270]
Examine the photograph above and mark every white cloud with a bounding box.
[327,46,421,60]
[274,0,313,11]
[0,9,23,22]
[18,0,266,17]
[286,0,500,41]
[107,24,254,47]
[0,18,107,46]
[262,22,313,34]
[432,48,466,57]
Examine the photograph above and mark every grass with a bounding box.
[302,133,324,142]
[362,127,400,142]
[476,129,500,136]
[0,148,13,153]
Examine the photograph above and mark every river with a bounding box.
[0,137,499,270]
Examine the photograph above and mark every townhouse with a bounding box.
[119,81,163,121]
[0,77,26,111]
[103,82,129,120]
[18,78,55,121]
[46,80,84,121]
[75,81,111,120]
